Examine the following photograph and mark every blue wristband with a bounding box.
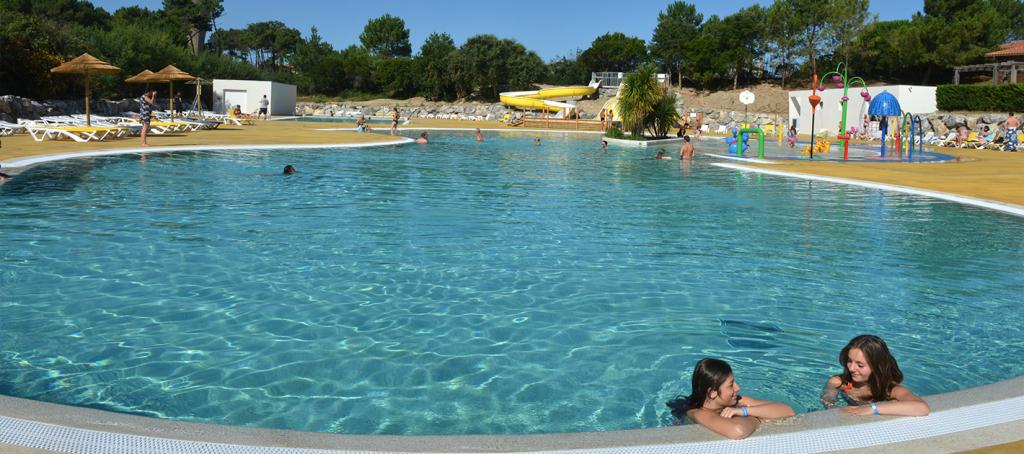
[741,405,749,417]
[870,402,879,415]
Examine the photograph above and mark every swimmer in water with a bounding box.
[416,131,429,144]
[820,335,929,416]
[475,128,484,142]
[667,358,795,439]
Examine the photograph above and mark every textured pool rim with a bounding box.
[2,138,1022,452]
[1,377,1021,453]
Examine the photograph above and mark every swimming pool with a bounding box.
[1,132,1021,436]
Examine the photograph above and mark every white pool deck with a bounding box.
[3,139,1022,453]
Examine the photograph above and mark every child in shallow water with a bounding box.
[821,334,930,416]
[786,126,798,148]
[667,358,794,439]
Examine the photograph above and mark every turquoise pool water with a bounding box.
[1,132,1022,436]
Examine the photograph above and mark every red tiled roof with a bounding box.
[987,40,1024,58]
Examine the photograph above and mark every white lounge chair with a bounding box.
[25,124,120,142]
[936,132,959,147]
[0,121,26,136]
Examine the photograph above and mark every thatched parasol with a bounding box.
[147,65,196,119]
[50,53,122,126]
[124,69,155,84]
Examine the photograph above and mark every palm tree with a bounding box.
[617,65,661,137]
[649,92,679,138]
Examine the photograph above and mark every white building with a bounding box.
[212,80,296,115]
[788,85,936,136]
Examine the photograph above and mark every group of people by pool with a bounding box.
[668,334,929,439]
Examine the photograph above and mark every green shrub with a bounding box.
[936,84,1024,112]
[605,126,625,139]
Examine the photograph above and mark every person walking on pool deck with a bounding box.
[820,334,930,416]
[1004,112,1019,151]
[667,358,794,439]
[258,95,270,120]
[139,89,157,147]
[390,108,400,135]
[173,93,183,116]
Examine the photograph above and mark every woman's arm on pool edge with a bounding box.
[843,385,930,416]
[687,408,760,440]
[738,396,796,419]
[820,375,842,407]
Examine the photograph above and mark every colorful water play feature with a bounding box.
[0,132,1021,437]
[716,137,952,162]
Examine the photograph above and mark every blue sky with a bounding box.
[91,1,924,61]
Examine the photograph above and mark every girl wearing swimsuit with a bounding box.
[821,335,929,416]
[667,358,794,439]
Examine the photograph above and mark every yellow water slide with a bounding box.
[500,80,601,117]
[601,97,622,122]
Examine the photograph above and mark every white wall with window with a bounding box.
[212,80,296,116]
[788,85,937,137]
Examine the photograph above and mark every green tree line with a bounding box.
[2,0,1022,103]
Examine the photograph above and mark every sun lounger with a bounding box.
[228,110,256,125]
[26,125,121,142]
[935,132,958,147]
[0,121,26,136]
[959,132,983,148]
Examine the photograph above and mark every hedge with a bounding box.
[936,84,1024,112]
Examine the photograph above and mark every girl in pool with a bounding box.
[821,335,930,416]
[786,126,798,148]
[667,358,794,439]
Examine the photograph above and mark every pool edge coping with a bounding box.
[0,137,414,169]
[1,376,1022,453]
[709,162,1024,217]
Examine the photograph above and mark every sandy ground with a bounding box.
[674,83,790,114]
[2,118,1023,208]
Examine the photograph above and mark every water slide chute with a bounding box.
[601,97,622,123]
[500,80,600,118]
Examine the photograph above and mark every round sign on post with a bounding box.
[739,90,755,124]
[739,90,755,105]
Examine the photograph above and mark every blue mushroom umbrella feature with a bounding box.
[868,91,901,157]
